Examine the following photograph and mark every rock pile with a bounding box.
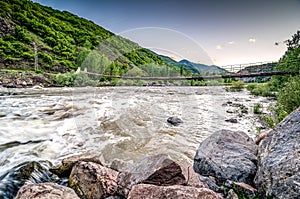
[16,154,222,199]
[15,106,300,199]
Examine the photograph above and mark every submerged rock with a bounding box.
[255,107,300,198]
[193,129,257,186]
[69,161,120,199]
[16,182,79,199]
[118,154,186,197]
[127,184,223,199]
[0,161,58,199]
[167,116,183,126]
[224,118,238,123]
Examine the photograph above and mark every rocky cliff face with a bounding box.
[255,106,300,198]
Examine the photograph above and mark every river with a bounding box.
[0,86,274,198]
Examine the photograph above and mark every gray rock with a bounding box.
[50,153,103,177]
[118,154,186,197]
[127,184,223,199]
[254,107,300,198]
[69,161,120,199]
[16,182,79,199]
[167,116,183,126]
[193,130,257,186]
[198,175,223,193]
[225,118,238,123]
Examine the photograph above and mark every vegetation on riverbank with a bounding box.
[246,30,300,125]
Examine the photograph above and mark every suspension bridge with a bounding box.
[82,61,299,81]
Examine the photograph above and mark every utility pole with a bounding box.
[33,41,38,71]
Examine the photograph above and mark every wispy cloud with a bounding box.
[228,41,235,45]
[215,45,222,50]
[249,38,256,43]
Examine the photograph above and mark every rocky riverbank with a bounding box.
[12,106,299,199]
[0,71,56,88]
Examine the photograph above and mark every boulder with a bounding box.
[118,154,186,196]
[16,182,79,199]
[69,161,120,199]
[127,184,223,199]
[167,116,183,126]
[193,130,257,186]
[254,107,300,198]
[50,153,103,177]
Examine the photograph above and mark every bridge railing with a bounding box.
[221,61,278,73]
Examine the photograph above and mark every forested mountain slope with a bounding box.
[0,0,168,75]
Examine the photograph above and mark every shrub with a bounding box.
[38,52,53,64]
[55,71,76,86]
[260,115,275,128]
[246,83,256,91]
[269,104,289,124]
[74,72,96,87]
[55,71,97,87]
[253,103,262,114]
[35,69,44,74]
[229,81,245,91]
[277,75,300,113]
[247,83,275,97]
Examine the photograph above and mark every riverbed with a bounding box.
[0,86,274,196]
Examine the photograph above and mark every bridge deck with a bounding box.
[84,70,297,81]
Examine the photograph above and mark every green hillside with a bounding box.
[0,0,167,74]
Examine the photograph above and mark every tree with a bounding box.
[80,50,111,73]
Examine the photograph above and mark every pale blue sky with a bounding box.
[32,0,300,66]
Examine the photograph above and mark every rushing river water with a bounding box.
[0,86,274,198]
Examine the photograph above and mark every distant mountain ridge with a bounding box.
[157,53,227,74]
